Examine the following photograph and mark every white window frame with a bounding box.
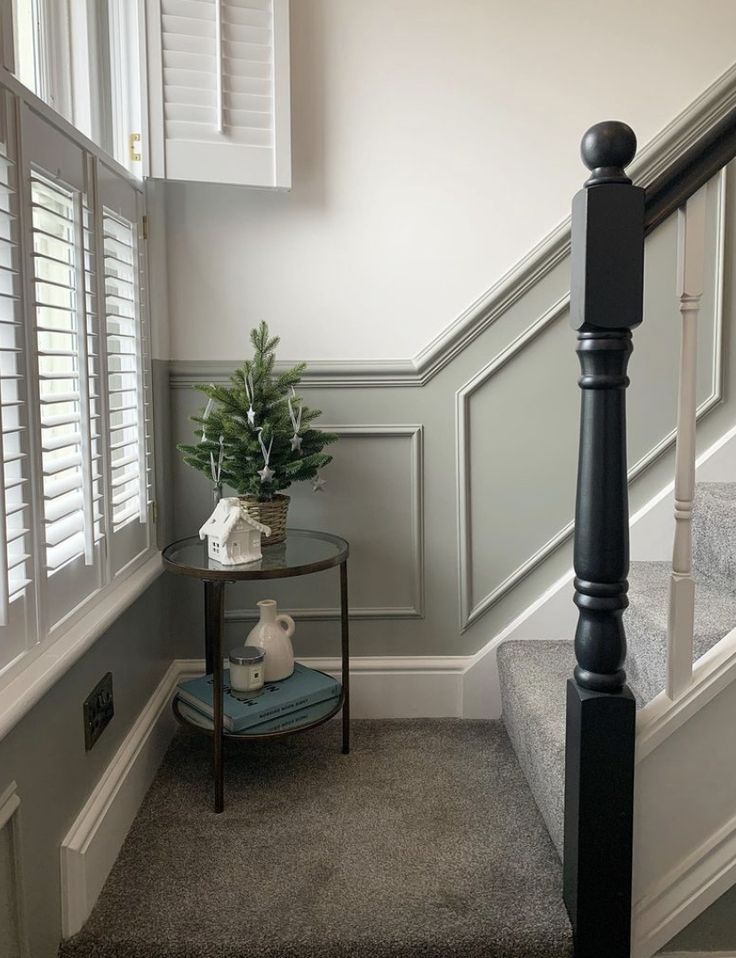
[0,65,159,730]
[106,0,143,176]
[6,0,145,176]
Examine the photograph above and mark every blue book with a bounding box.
[176,697,342,736]
[176,663,341,732]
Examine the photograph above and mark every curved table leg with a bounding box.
[205,579,226,812]
[340,561,350,754]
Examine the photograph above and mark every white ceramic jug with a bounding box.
[246,599,295,681]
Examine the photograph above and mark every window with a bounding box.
[8,0,144,174]
[7,0,291,188]
[0,80,155,680]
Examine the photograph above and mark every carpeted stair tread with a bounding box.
[497,640,575,859]
[626,559,736,706]
[693,482,736,590]
[59,720,572,958]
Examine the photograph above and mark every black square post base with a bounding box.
[563,679,636,958]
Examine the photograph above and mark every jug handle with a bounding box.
[276,613,295,638]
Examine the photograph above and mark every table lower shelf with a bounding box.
[172,689,346,741]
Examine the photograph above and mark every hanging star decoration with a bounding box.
[201,393,215,443]
[312,475,326,493]
[257,427,274,483]
[245,371,256,426]
[287,386,303,453]
[209,434,225,500]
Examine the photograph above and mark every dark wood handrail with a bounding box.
[645,104,736,233]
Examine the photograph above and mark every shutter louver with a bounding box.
[103,209,147,530]
[150,0,290,187]
[0,126,31,621]
[31,173,95,573]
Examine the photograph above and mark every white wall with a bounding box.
[163,0,736,362]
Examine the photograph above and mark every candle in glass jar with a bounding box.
[228,646,266,693]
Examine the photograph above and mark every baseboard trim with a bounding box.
[637,627,736,761]
[191,655,470,720]
[59,659,198,939]
[634,811,736,958]
[308,654,467,718]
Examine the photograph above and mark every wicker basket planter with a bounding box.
[239,494,290,546]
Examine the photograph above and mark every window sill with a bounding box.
[0,552,163,744]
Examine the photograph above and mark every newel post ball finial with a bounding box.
[580,120,637,187]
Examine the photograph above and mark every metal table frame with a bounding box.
[163,530,350,813]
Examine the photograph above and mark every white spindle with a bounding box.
[667,185,707,700]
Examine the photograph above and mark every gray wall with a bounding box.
[167,166,736,662]
[0,575,174,958]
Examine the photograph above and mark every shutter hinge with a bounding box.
[142,215,149,241]
[152,500,158,524]
[129,132,142,163]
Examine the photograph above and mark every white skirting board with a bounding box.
[59,661,198,938]
[633,804,736,958]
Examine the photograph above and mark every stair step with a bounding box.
[497,640,574,858]
[693,482,736,590]
[498,556,736,857]
[627,560,736,706]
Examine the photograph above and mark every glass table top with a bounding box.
[162,528,349,580]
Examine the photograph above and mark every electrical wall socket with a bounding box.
[83,672,114,751]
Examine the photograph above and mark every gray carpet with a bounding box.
[497,640,573,858]
[498,482,736,864]
[59,720,573,958]
[693,482,736,590]
[626,559,736,705]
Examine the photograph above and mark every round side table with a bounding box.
[162,529,350,813]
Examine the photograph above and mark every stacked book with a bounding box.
[175,662,342,735]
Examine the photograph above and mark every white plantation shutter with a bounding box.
[103,210,146,530]
[146,0,291,187]
[98,163,153,575]
[0,79,156,686]
[30,173,96,572]
[0,90,34,673]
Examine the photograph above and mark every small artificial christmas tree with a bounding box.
[179,322,337,519]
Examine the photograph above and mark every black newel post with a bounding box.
[563,122,642,958]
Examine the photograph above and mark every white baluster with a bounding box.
[667,186,707,700]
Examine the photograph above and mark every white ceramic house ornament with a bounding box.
[199,497,271,565]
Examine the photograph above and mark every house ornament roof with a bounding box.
[199,497,272,541]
